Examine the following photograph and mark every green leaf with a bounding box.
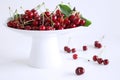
[59,4,72,17]
[82,16,92,27]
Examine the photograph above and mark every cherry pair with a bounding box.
[64,46,76,53]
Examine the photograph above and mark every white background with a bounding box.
[0,0,120,80]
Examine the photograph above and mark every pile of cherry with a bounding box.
[64,40,109,75]
[7,6,86,30]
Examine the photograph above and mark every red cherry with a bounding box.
[52,15,57,22]
[25,26,32,30]
[73,54,78,60]
[75,67,85,75]
[70,23,76,28]
[93,55,98,61]
[69,15,75,22]
[39,25,46,30]
[56,9,61,16]
[58,26,64,30]
[71,48,76,53]
[64,18,70,25]
[79,19,86,26]
[25,10,30,15]
[7,21,13,27]
[66,47,71,53]
[32,20,38,26]
[97,43,102,48]
[74,18,80,25]
[94,41,102,48]
[45,11,50,17]
[94,41,99,47]
[103,59,109,65]
[31,9,38,16]
[64,46,69,51]
[83,45,87,51]
[97,58,103,64]
[46,26,53,30]
[28,11,34,18]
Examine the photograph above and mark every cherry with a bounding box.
[74,18,80,25]
[25,26,31,30]
[64,46,69,51]
[83,45,87,51]
[7,21,14,27]
[31,9,38,17]
[70,24,76,28]
[28,11,34,18]
[57,17,63,23]
[24,14,29,20]
[64,18,70,25]
[93,55,98,61]
[69,15,75,22]
[39,25,46,30]
[94,41,102,48]
[45,11,50,17]
[103,59,109,65]
[25,10,30,15]
[66,47,71,53]
[97,43,102,48]
[97,58,103,64]
[52,15,57,22]
[46,26,54,30]
[79,19,86,26]
[71,48,76,53]
[32,20,38,26]
[56,9,61,16]
[58,26,64,30]
[73,54,78,60]
[75,67,85,75]
[94,41,99,47]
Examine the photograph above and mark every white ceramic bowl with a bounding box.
[6,23,85,68]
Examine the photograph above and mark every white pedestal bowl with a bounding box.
[6,25,83,68]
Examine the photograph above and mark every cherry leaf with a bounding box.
[59,4,72,17]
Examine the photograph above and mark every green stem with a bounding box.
[42,13,45,25]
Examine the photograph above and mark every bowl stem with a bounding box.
[29,35,62,68]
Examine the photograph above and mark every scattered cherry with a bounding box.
[83,45,87,51]
[75,67,85,75]
[73,54,78,60]
[71,48,76,53]
[94,41,102,48]
[64,46,71,53]
[64,46,68,51]
[97,58,103,64]
[93,55,98,61]
[103,59,109,65]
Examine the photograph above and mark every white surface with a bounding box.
[0,0,120,80]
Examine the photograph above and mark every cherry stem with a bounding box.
[68,2,72,7]
[99,35,105,42]
[97,46,106,57]
[35,2,45,10]
[78,56,91,62]
[42,13,45,25]
[52,6,58,14]
[20,6,25,12]
[67,37,72,46]
[9,7,14,20]
[50,14,54,27]
[24,19,34,25]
